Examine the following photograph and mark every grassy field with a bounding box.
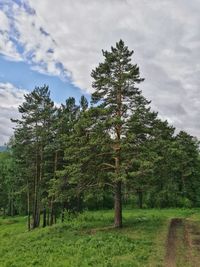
[0,209,198,267]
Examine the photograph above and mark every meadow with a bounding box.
[0,209,199,267]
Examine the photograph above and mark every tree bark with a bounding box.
[50,199,54,226]
[61,207,65,223]
[47,207,50,226]
[43,207,46,228]
[114,181,122,228]
[114,83,123,228]
[49,151,58,226]
[11,189,14,216]
[33,145,40,228]
[27,180,31,231]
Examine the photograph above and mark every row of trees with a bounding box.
[1,40,200,228]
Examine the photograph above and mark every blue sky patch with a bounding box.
[0,56,90,104]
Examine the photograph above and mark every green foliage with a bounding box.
[0,151,20,215]
[83,190,114,210]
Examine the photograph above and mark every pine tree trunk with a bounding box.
[43,207,46,228]
[61,207,65,223]
[27,181,30,231]
[54,213,56,224]
[114,84,123,228]
[114,119,122,227]
[33,147,39,228]
[49,151,58,226]
[114,181,122,228]
[28,210,31,231]
[33,186,41,228]
[50,199,54,226]
[47,208,50,226]
[11,189,14,216]
[33,180,39,228]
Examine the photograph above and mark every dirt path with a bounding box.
[165,218,183,267]
[164,218,200,267]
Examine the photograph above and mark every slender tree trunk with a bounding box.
[49,151,58,226]
[11,189,14,216]
[114,181,122,228]
[181,173,186,196]
[114,144,122,228]
[33,178,38,228]
[114,86,123,228]
[32,146,38,228]
[43,207,46,228]
[32,124,42,229]
[32,166,40,227]
[47,207,50,226]
[50,199,54,226]
[27,180,30,231]
[36,148,43,227]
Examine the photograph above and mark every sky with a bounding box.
[0,0,200,145]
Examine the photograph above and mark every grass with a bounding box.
[0,209,198,267]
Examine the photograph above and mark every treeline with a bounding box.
[0,40,200,228]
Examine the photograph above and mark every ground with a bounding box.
[165,216,200,267]
[0,209,200,267]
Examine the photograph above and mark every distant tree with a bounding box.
[137,118,176,208]
[0,151,11,215]
[12,85,55,229]
[49,97,81,219]
[124,106,159,208]
[172,131,200,206]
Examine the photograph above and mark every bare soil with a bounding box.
[164,218,200,267]
[165,218,183,267]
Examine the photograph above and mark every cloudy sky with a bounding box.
[0,0,200,145]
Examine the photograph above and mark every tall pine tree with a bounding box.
[91,40,148,227]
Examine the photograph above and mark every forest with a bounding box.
[1,40,200,266]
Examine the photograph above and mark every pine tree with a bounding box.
[12,85,55,229]
[124,106,159,208]
[91,40,148,227]
[50,97,81,218]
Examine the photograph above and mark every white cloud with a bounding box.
[0,9,9,31]
[0,82,26,108]
[0,0,200,137]
[0,9,22,61]
[0,83,27,145]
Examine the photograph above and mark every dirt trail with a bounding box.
[165,218,183,267]
[164,218,200,267]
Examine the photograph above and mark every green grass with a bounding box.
[0,209,198,267]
